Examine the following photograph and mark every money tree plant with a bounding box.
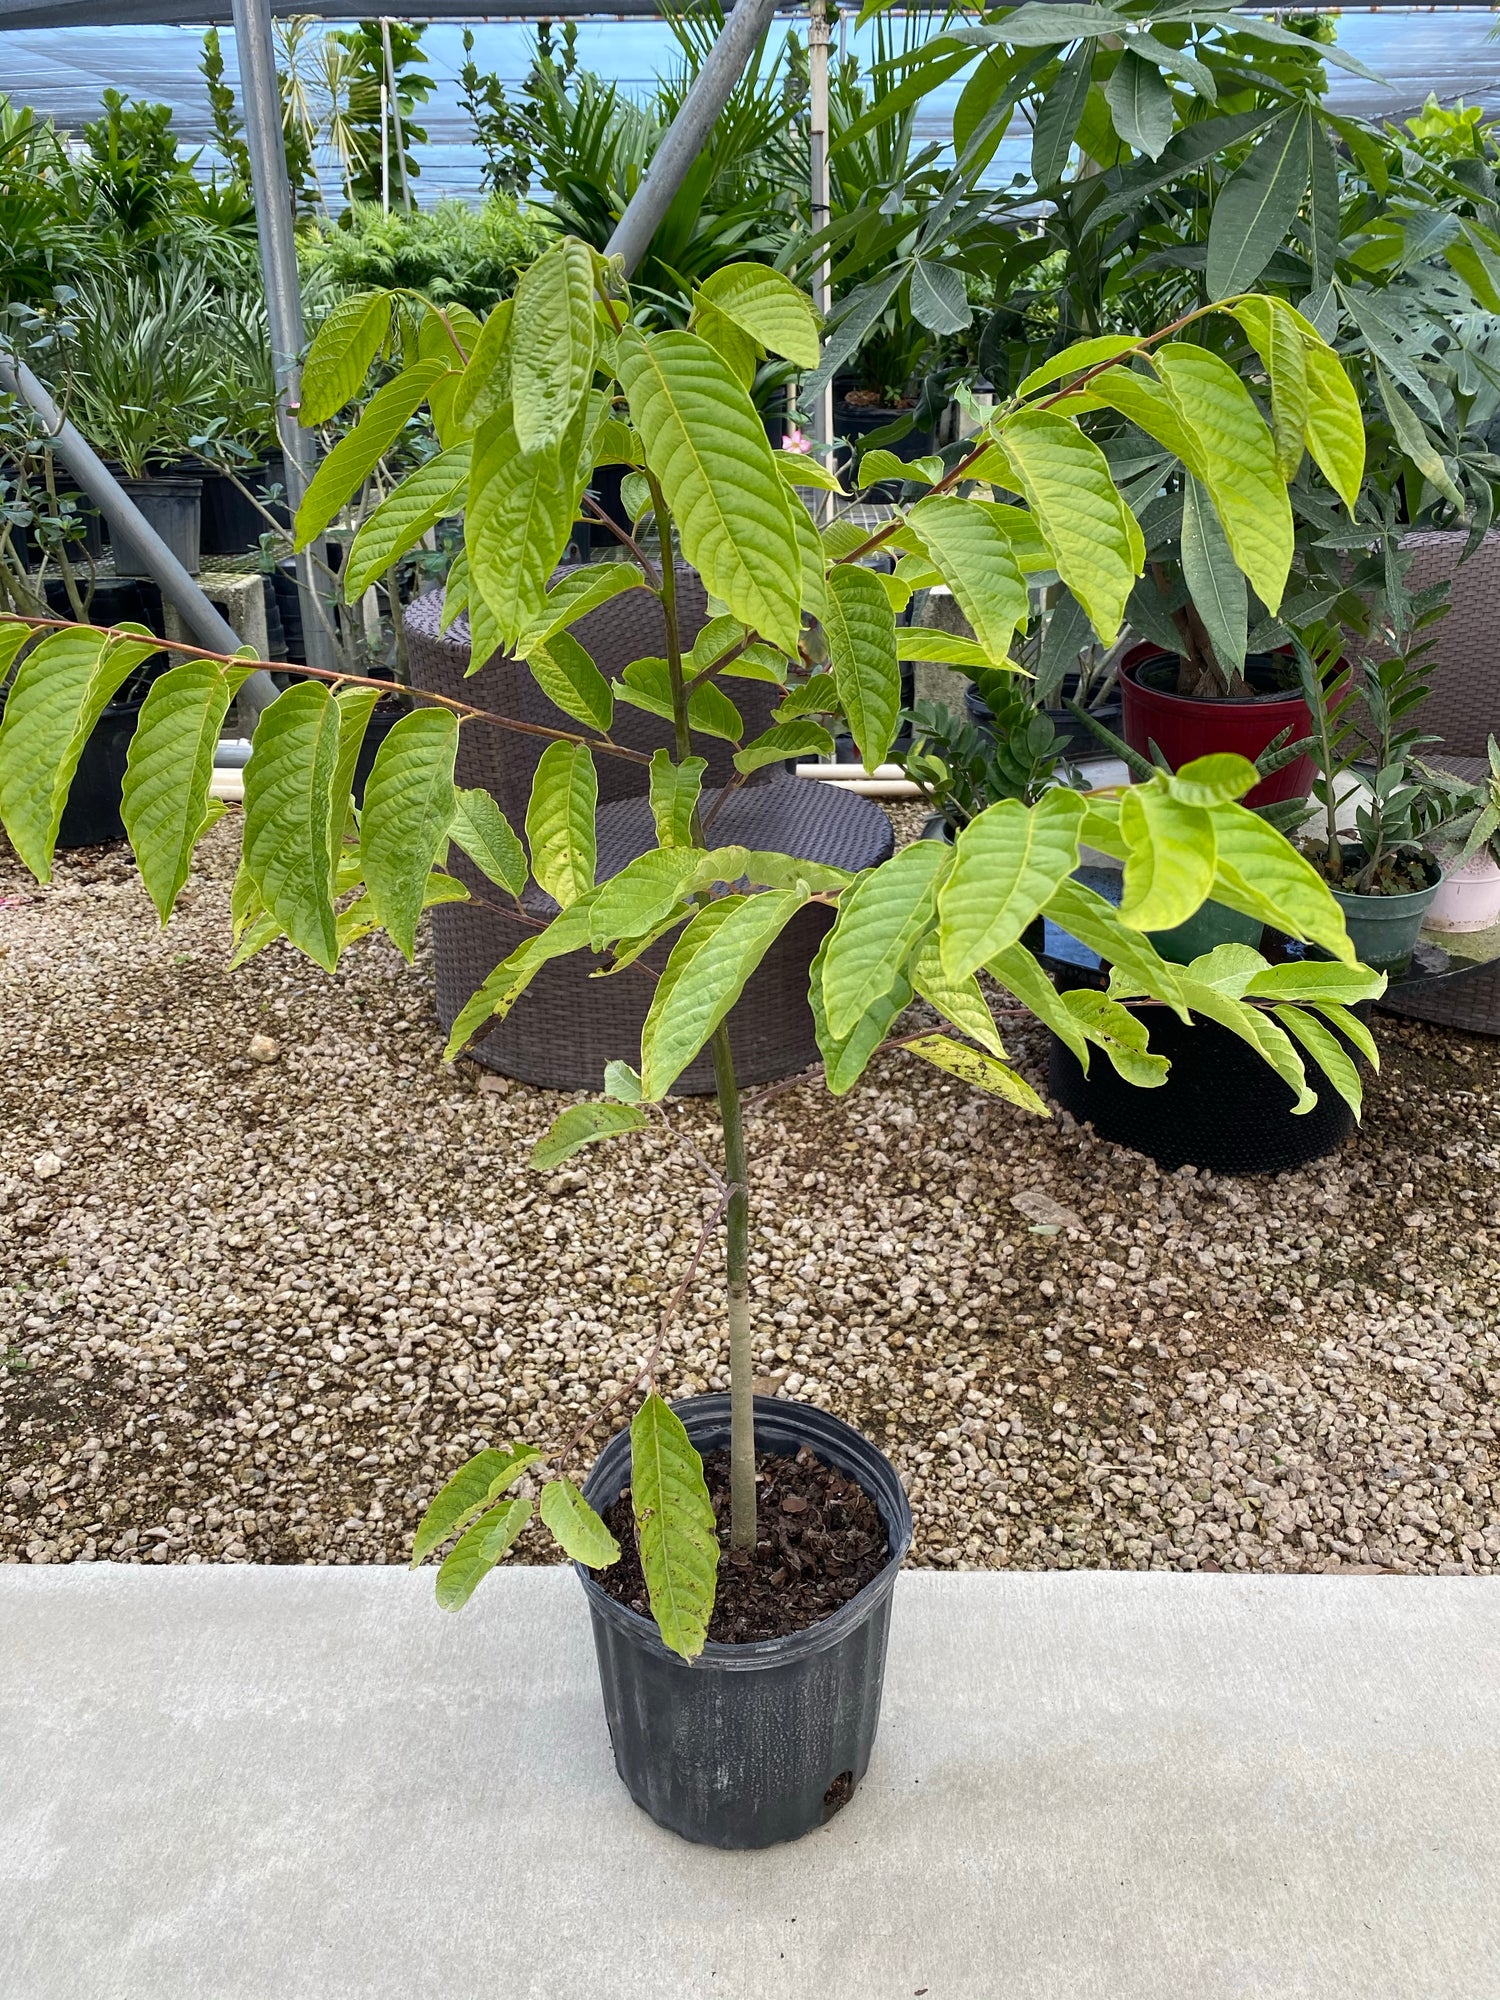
[0,244,1386,1659]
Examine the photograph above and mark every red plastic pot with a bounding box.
[1119,646,1316,808]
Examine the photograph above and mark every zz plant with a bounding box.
[0,242,1386,1659]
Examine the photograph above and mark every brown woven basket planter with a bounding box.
[436,778,894,1093]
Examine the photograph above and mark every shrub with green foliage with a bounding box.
[299,198,549,314]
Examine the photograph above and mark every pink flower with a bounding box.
[781,426,813,455]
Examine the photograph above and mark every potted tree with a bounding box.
[0,248,1383,1847]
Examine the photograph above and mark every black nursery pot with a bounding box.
[578,1394,912,1850]
[1048,1000,1362,1176]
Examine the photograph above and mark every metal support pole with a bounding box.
[807,0,836,521]
[604,0,783,279]
[231,0,340,674]
[0,350,279,710]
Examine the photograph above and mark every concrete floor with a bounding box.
[3,1566,1497,2000]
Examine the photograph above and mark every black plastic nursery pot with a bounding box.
[1048,996,1363,1176]
[113,476,202,578]
[578,1394,912,1850]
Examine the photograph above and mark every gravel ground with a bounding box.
[3,811,1499,1577]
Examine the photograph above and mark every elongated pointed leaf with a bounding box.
[343,442,471,599]
[328,687,379,868]
[817,562,898,772]
[641,889,809,1099]
[1117,784,1216,932]
[1155,344,1292,615]
[510,237,596,454]
[938,789,1085,979]
[435,1494,533,1610]
[1043,879,1190,1015]
[1273,1003,1364,1120]
[1179,475,1246,682]
[450,786,527,895]
[1062,989,1169,1085]
[589,847,703,948]
[0,620,33,684]
[443,891,600,1058]
[1170,978,1314,1113]
[988,940,1089,1067]
[823,842,950,1038]
[617,327,800,653]
[467,404,577,652]
[695,263,821,369]
[0,626,157,882]
[1300,340,1364,513]
[909,258,972,336]
[1031,45,1093,188]
[518,564,647,654]
[1232,298,1309,483]
[299,289,393,425]
[121,660,243,923]
[337,869,467,951]
[905,1033,1050,1113]
[1205,109,1310,301]
[1209,804,1355,963]
[526,740,597,909]
[361,708,461,959]
[906,495,1030,667]
[241,681,343,972]
[648,749,705,848]
[810,930,912,1094]
[295,360,446,549]
[734,719,835,775]
[450,297,513,428]
[1104,49,1173,160]
[909,931,1006,1057]
[616,657,743,742]
[1374,367,1466,515]
[790,490,829,625]
[528,631,613,733]
[1240,960,1384,1008]
[412,1444,543,1566]
[532,1100,650,1169]
[540,1477,622,1567]
[630,1393,719,1660]
[994,410,1141,644]
[1082,367,1208,479]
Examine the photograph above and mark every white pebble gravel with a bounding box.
[2,814,1498,1578]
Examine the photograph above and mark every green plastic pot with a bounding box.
[1331,854,1443,974]
[1147,899,1264,966]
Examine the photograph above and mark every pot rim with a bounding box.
[1122,648,1309,710]
[1325,845,1445,903]
[576,1392,913,1671]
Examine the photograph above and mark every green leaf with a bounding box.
[908,259,972,336]
[734,719,835,775]
[337,869,468,951]
[640,889,810,1099]
[904,1033,1050,1113]
[616,657,743,742]
[987,940,1090,1067]
[906,496,1030,665]
[1241,960,1384,1009]
[525,741,597,909]
[361,708,461,960]
[441,549,469,632]
[509,237,596,454]
[1061,989,1169,1086]
[938,789,1085,979]
[1374,367,1466,516]
[1272,1004,1364,1120]
[821,562,901,772]
[692,295,760,387]
[1080,367,1208,478]
[1300,339,1365,514]
[994,409,1141,643]
[0,619,35,684]
[1209,804,1355,963]
[328,687,379,868]
[299,289,393,425]
[466,403,579,653]
[810,930,912,1093]
[449,785,527,895]
[528,631,613,733]
[604,1059,643,1101]
[823,842,951,1038]
[1179,475,1246,681]
[775,453,844,496]
[1155,344,1292,616]
[648,749,705,848]
[1018,335,1142,398]
[442,891,600,1058]
[630,1392,719,1661]
[1117,784,1216,932]
[896,629,1011,672]
[695,263,821,369]
[450,296,512,429]
[776,674,839,720]
[1310,1001,1381,1070]
[1104,49,1173,161]
[1166,754,1259,808]
[294,360,445,549]
[1169,978,1314,1113]
[790,492,828,627]
[1031,45,1093,188]
[120,660,241,923]
[240,681,343,972]
[342,442,470,599]
[1231,298,1308,484]
[1205,108,1310,301]
[1181,942,1266,997]
[518,564,647,653]
[531,1100,650,1169]
[539,1477,622,1568]
[0,626,157,883]
[435,1494,533,1610]
[909,930,1006,1057]
[588,847,702,947]
[412,1444,542,1566]
[616,328,801,654]
[1043,879,1190,1015]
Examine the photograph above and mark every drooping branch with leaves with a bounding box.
[0,239,1387,1658]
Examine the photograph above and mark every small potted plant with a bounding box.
[1295,628,1446,974]
[1420,738,1500,934]
[0,255,1383,1848]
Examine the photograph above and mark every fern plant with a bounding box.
[0,244,1387,1660]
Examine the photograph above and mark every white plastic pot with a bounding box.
[1427,847,1500,933]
